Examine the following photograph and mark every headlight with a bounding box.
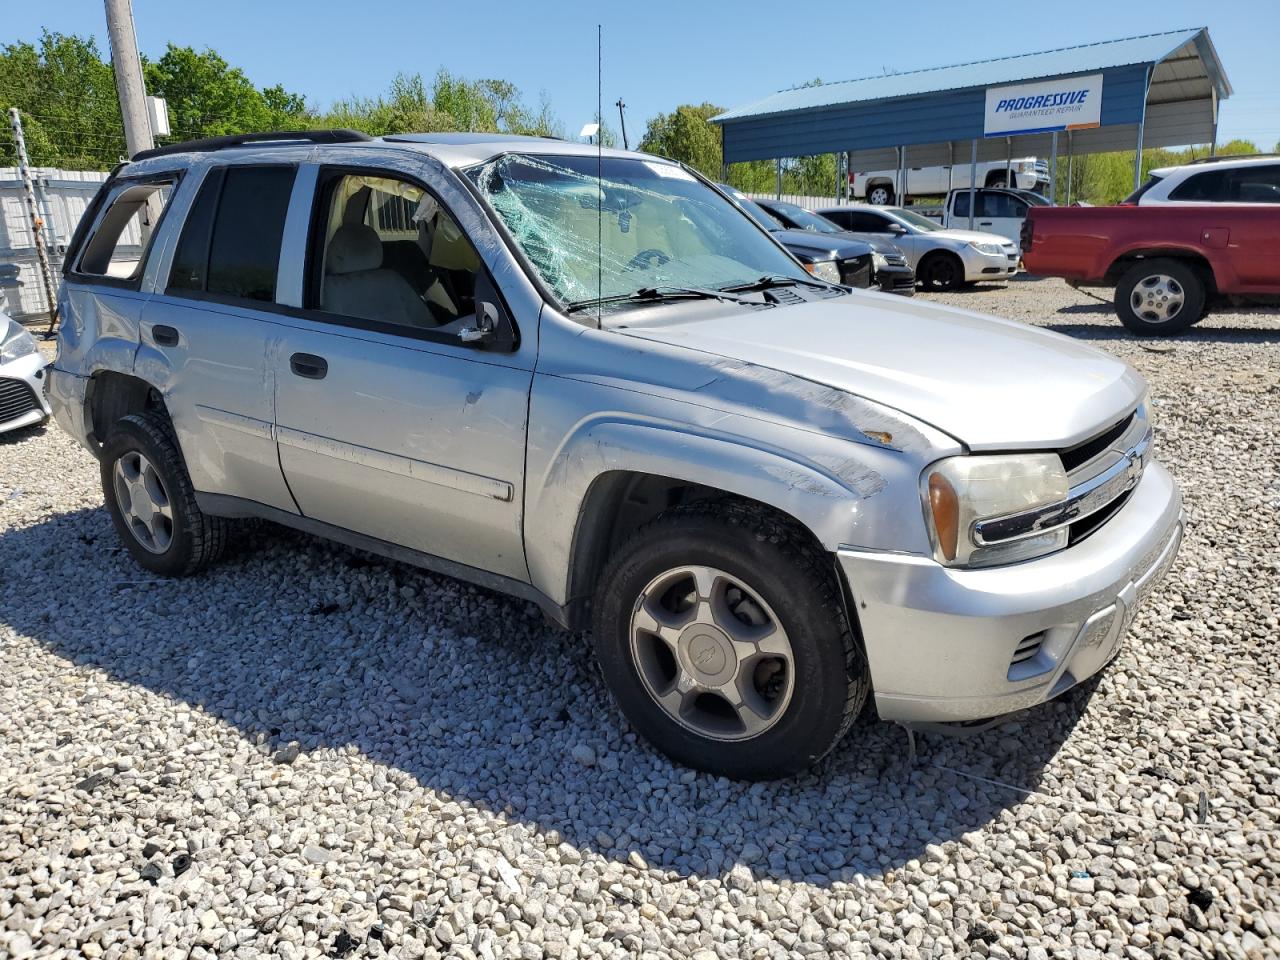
[871,251,888,270]
[805,260,841,283]
[922,453,1069,568]
[969,242,1005,256]
[0,319,37,363]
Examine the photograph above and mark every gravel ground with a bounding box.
[2,276,1278,959]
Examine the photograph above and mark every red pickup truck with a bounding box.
[1021,205,1280,335]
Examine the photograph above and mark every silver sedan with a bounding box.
[818,205,1019,291]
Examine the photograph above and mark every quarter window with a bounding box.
[74,178,175,282]
[167,165,297,302]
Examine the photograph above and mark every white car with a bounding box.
[0,312,51,434]
[818,205,1019,290]
[1127,154,1280,205]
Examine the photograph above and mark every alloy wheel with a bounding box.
[112,450,174,554]
[629,565,795,741]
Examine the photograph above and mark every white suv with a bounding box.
[1127,154,1280,205]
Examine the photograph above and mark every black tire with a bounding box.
[591,499,869,780]
[867,183,894,205]
[987,175,1008,188]
[918,251,965,291]
[100,412,228,576]
[1114,258,1205,336]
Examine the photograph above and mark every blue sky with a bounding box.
[10,1,1279,148]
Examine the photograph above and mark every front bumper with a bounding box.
[0,351,52,434]
[839,461,1183,724]
[959,246,1019,282]
[875,264,916,295]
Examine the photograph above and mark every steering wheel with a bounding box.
[626,248,671,271]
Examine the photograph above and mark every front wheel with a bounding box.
[1115,259,1205,336]
[591,500,868,780]
[918,251,965,291]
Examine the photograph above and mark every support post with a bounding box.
[775,158,782,200]
[1133,66,1151,191]
[1049,131,1058,205]
[8,109,60,331]
[1209,88,1219,157]
[104,0,154,159]
[947,143,954,193]
[1005,138,1012,187]
[1065,132,1074,205]
[968,139,977,231]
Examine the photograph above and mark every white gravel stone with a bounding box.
[2,286,1278,957]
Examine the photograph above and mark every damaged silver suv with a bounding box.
[49,131,1183,779]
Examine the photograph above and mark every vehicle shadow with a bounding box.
[1044,318,1280,344]
[0,504,1096,887]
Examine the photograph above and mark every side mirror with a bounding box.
[460,301,499,344]
[890,223,907,235]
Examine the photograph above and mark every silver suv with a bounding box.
[48,131,1183,779]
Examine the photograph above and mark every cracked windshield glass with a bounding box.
[466,154,809,312]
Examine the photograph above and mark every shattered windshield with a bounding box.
[465,154,808,310]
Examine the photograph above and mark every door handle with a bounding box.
[151,324,179,347]
[290,352,328,380]
[979,221,993,226]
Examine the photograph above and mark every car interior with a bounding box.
[317,174,483,332]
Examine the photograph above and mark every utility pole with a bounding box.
[104,0,153,158]
[8,109,60,333]
[615,99,629,150]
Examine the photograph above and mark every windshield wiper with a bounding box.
[720,274,835,293]
[565,285,755,314]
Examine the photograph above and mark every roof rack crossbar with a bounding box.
[130,129,372,162]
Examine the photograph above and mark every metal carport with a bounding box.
[711,28,1232,209]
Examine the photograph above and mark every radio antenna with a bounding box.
[596,23,603,330]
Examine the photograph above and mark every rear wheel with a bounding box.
[867,183,894,205]
[101,412,228,576]
[918,251,965,291]
[1115,258,1205,336]
[591,500,868,780]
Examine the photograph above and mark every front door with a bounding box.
[271,166,534,580]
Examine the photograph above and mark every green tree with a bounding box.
[0,31,125,168]
[639,103,723,177]
[143,44,311,140]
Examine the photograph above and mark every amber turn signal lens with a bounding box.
[928,472,959,562]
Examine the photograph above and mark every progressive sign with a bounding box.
[984,74,1103,138]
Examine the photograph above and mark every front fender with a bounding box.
[523,388,938,607]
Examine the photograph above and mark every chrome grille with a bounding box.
[0,376,39,424]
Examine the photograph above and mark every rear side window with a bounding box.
[1169,169,1228,202]
[1228,164,1280,203]
[167,166,297,302]
[72,177,176,284]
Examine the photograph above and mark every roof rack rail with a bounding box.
[1184,152,1279,166]
[130,129,372,162]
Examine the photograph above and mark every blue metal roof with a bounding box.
[714,28,1210,123]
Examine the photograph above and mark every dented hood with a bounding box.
[617,292,1145,450]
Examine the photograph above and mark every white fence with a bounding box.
[0,167,109,320]
[741,192,834,212]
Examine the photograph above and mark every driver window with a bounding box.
[314,173,482,333]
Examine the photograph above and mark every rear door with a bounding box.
[135,162,298,513]
[269,161,534,581]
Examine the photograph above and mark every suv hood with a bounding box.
[618,293,1144,450]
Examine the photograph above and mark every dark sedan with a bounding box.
[755,198,916,295]
[717,184,874,289]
